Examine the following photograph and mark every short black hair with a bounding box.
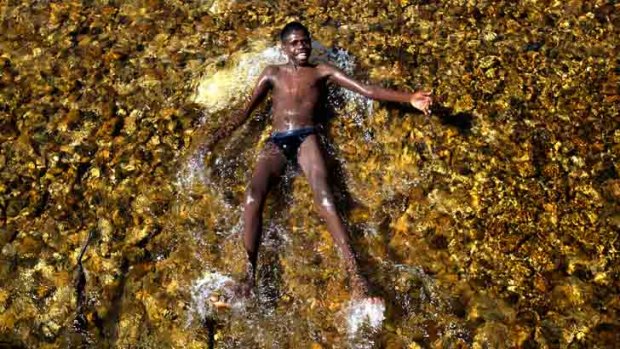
[280,21,310,41]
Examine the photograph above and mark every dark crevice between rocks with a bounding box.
[136,225,163,250]
[30,189,50,218]
[73,228,96,334]
[96,225,161,346]
[76,161,93,184]
[99,258,129,347]
[508,232,535,255]
[6,228,19,244]
[0,339,26,349]
[203,317,216,349]
[531,129,551,178]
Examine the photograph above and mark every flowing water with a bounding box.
[0,0,618,348]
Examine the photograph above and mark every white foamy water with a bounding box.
[193,41,287,113]
[188,271,245,324]
[342,298,386,347]
[175,149,210,192]
[318,44,374,123]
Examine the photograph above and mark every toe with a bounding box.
[212,300,231,309]
[372,297,384,304]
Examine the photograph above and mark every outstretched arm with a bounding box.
[204,66,274,149]
[321,64,432,115]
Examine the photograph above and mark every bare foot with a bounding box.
[365,296,384,305]
[208,276,254,310]
[209,294,231,310]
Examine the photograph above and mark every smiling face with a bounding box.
[281,29,312,66]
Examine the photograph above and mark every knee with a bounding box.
[314,190,337,216]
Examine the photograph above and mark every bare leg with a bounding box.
[297,135,372,298]
[241,144,286,291]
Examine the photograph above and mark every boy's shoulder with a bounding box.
[264,63,334,71]
[263,64,281,73]
[316,62,340,75]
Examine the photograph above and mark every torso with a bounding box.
[269,64,329,132]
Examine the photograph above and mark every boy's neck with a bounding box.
[288,60,311,69]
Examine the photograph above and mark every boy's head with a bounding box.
[280,21,311,65]
[280,21,310,42]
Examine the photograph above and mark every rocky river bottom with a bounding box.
[0,0,618,348]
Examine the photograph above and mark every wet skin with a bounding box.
[206,30,432,300]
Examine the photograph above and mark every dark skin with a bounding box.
[204,29,432,303]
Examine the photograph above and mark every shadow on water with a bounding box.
[316,83,367,217]
[317,129,465,347]
[433,105,474,134]
[385,101,474,135]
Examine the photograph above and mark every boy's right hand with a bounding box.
[409,91,433,116]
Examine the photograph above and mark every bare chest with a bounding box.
[272,68,325,98]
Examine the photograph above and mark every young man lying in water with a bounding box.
[203,21,432,304]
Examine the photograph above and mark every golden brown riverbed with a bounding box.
[0,0,618,348]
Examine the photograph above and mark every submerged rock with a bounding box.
[0,0,617,347]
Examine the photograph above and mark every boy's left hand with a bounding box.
[410,91,433,116]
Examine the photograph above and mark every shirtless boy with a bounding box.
[204,22,432,300]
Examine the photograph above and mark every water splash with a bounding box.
[341,298,386,348]
[313,42,374,125]
[182,39,376,195]
[192,39,373,119]
[175,148,210,192]
[187,271,245,325]
[193,40,288,113]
